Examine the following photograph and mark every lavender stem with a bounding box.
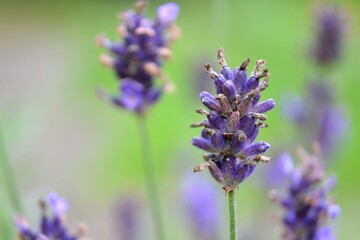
[137,115,165,240]
[0,125,23,214]
[228,190,237,240]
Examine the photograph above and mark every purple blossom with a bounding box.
[113,196,140,240]
[181,174,221,240]
[282,80,348,157]
[311,4,346,65]
[266,152,294,187]
[97,0,180,113]
[191,49,275,193]
[15,192,86,240]
[269,146,339,240]
[157,3,179,26]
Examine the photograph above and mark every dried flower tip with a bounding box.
[254,59,266,72]
[96,35,110,48]
[99,55,114,67]
[38,199,47,214]
[135,0,147,14]
[312,141,322,156]
[167,24,181,45]
[268,189,281,202]
[237,131,247,141]
[251,112,268,121]
[127,44,139,53]
[77,223,87,237]
[240,58,251,70]
[204,64,219,79]
[135,26,155,36]
[157,47,172,59]
[144,62,161,76]
[117,25,127,36]
[223,186,238,195]
[96,87,111,102]
[256,121,268,128]
[164,81,176,93]
[190,121,209,128]
[256,68,270,79]
[203,153,219,161]
[216,94,233,117]
[217,48,227,67]
[205,128,216,136]
[259,78,269,91]
[195,109,209,115]
[194,162,210,172]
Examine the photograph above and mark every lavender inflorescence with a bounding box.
[270,146,340,240]
[282,79,347,157]
[191,49,275,193]
[15,192,86,240]
[311,4,345,66]
[97,0,180,113]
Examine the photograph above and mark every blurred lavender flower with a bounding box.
[269,145,340,240]
[191,49,275,193]
[311,4,346,66]
[266,152,294,187]
[97,0,180,114]
[113,195,140,240]
[181,175,221,240]
[282,80,347,157]
[15,192,87,240]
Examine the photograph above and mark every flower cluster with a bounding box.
[181,174,221,240]
[96,0,180,114]
[191,49,275,193]
[311,4,345,65]
[15,192,86,240]
[282,80,347,157]
[269,146,340,240]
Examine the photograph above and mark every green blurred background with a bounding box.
[1,0,360,239]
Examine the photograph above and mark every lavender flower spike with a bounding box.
[269,144,340,240]
[311,4,346,65]
[96,0,180,114]
[15,192,87,240]
[191,49,275,194]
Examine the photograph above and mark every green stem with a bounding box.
[137,115,164,240]
[229,190,237,240]
[0,125,23,214]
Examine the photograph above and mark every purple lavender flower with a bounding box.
[96,0,180,114]
[113,195,140,240]
[191,49,275,193]
[311,4,346,65]
[181,174,221,240]
[15,192,87,240]
[282,80,348,157]
[269,146,340,240]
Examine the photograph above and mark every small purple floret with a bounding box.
[157,2,179,25]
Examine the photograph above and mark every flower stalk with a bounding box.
[137,115,164,240]
[0,125,23,214]
[228,190,237,240]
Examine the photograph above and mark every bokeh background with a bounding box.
[1,0,360,239]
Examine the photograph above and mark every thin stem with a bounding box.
[228,190,237,240]
[137,115,164,240]
[0,124,23,214]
